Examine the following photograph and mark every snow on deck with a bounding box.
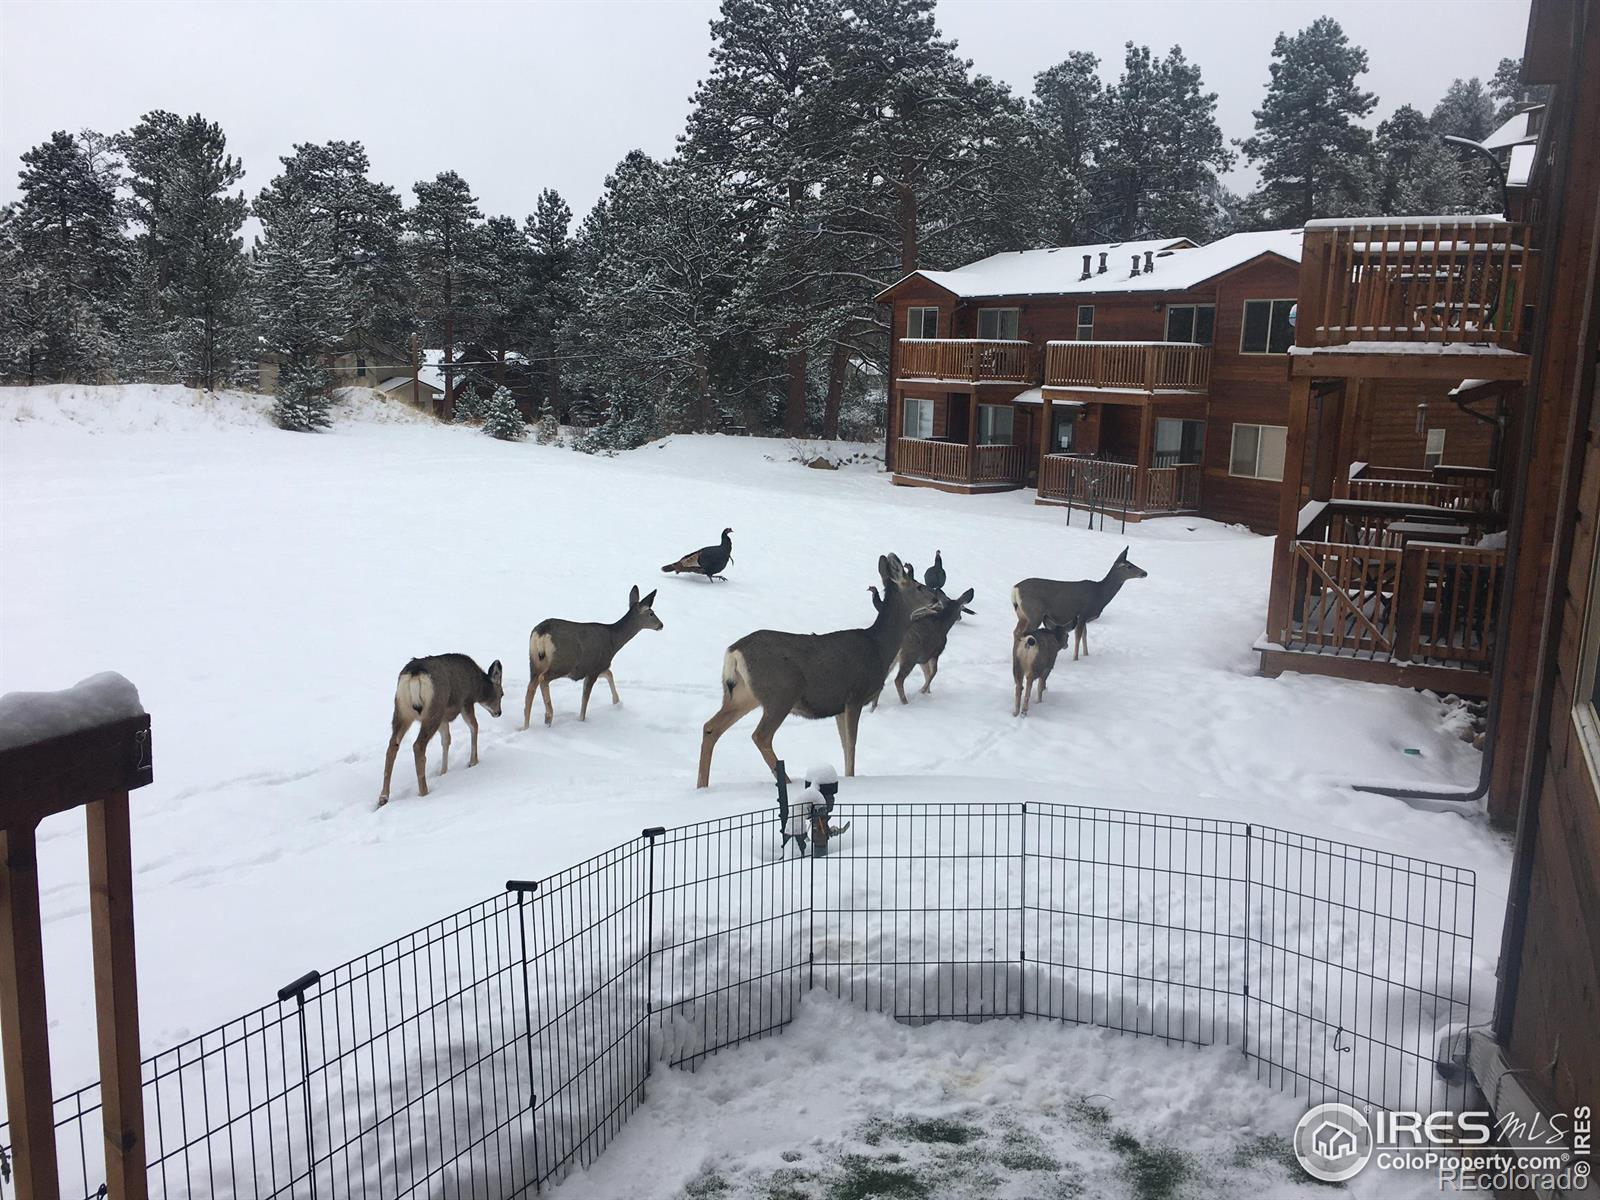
[0,385,1510,1106]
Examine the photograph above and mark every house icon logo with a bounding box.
[1293,1102,1374,1182]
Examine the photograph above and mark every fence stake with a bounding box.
[641,828,665,1091]
[276,970,322,1200]
[1242,825,1252,1062]
[1017,804,1027,1018]
[506,881,541,1192]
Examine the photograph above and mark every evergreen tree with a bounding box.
[468,214,534,384]
[408,171,483,417]
[122,112,251,389]
[537,396,560,443]
[254,200,344,432]
[1489,57,1551,124]
[253,140,408,345]
[0,131,126,383]
[1028,53,1102,245]
[1238,18,1376,227]
[481,385,527,440]
[272,359,332,432]
[1370,104,1464,214]
[1431,78,1499,211]
[527,188,575,418]
[1091,43,1232,240]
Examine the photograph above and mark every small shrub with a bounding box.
[273,362,331,432]
[481,386,527,441]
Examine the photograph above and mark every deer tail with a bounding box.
[396,669,433,717]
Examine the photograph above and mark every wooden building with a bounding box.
[875,231,1309,530]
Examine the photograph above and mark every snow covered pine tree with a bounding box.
[482,386,526,440]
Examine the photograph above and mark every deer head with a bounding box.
[1112,547,1149,582]
[628,585,665,631]
[484,661,505,717]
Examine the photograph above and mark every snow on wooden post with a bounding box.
[0,674,153,1200]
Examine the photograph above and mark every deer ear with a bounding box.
[1118,546,1129,562]
[878,555,892,583]
[958,588,975,605]
[629,584,640,606]
[643,589,657,607]
[489,660,503,680]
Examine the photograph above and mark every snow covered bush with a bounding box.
[453,387,485,424]
[536,398,560,444]
[272,362,331,432]
[481,386,526,441]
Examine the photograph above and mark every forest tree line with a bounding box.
[0,1,1546,444]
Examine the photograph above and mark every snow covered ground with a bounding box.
[1,386,1510,1151]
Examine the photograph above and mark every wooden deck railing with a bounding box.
[898,339,1037,383]
[1395,542,1505,666]
[1286,540,1403,657]
[1037,456,1201,513]
[1044,341,1210,391]
[1297,498,1489,547]
[973,443,1027,485]
[895,438,1028,486]
[1298,217,1532,349]
[1336,462,1496,513]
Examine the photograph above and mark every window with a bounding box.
[1425,428,1447,470]
[1229,423,1287,481]
[906,307,939,339]
[1165,304,1215,346]
[1076,305,1095,341]
[902,396,934,439]
[356,356,368,378]
[1154,418,1205,466]
[1240,299,1296,354]
[977,307,1020,340]
[977,403,1014,446]
[1052,408,1076,451]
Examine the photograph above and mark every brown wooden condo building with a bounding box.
[876,230,1307,530]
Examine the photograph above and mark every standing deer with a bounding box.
[878,586,975,706]
[523,585,664,727]
[379,654,504,806]
[1012,622,1070,716]
[1011,547,1148,661]
[696,554,936,788]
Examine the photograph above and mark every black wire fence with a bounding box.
[0,801,1476,1198]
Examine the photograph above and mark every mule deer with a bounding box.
[379,654,504,805]
[696,554,936,788]
[885,587,974,705]
[1012,622,1069,716]
[523,585,663,727]
[1011,547,1148,660]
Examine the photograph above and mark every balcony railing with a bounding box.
[894,438,1026,487]
[1336,462,1497,513]
[1044,341,1210,391]
[898,339,1036,383]
[1037,455,1201,514]
[1298,216,1532,350]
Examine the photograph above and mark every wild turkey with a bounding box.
[662,527,733,581]
[924,551,946,592]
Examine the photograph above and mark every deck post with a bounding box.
[1135,403,1155,512]
[1267,375,1316,645]
[0,822,59,1200]
[966,394,979,486]
[1037,394,1053,495]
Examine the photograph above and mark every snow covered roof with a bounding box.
[376,375,438,395]
[878,230,1301,302]
[1507,143,1535,189]
[1482,105,1543,153]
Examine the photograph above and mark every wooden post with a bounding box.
[1135,403,1155,510]
[0,823,59,1200]
[410,334,422,415]
[1038,393,1053,495]
[87,791,149,1200]
[1267,373,1317,645]
[966,393,979,485]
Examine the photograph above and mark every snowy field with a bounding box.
[1,386,1510,1159]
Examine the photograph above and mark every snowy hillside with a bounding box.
[0,384,1509,1107]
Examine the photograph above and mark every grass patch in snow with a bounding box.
[1109,1130,1194,1200]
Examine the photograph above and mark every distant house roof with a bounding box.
[876,230,1302,303]
[1483,105,1544,153]
[376,375,440,396]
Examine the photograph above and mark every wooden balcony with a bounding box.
[894,438,1028,491]
[897,339,1037,385]
[1336,462,1498,514]
[1044,341,1210,393]
[1292,217,1534,380]
[1037,455,1202,518]
[1261,499,1504,695]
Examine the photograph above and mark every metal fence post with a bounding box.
[1242,824,1252,1062]
[276,970,321,1200]
[1017,803,1027,1018]
[641,829,665,1088]
[506,881,541,1191]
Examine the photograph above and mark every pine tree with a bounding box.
[1370,105,1465,215]
[481,385,527,440]
[1430,78,1500,211]
[1489,57,1551,124]
[1028,53,1103,245]
[408,171,483,418]
[254,200,344,432]
[1238,18,1376,227]
[528,188,575,419]
[272,359,332,432]
[1092,43,1232,240]
[467,214,534,386]
[537,397,560,443]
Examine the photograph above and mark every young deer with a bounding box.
[523,585,664,727]
[379,654,504,806]
[1012,622,1069,716]
[1011,547,1148,661]
[886,587,975,705]
[696,554,936,788]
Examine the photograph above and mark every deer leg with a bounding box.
[604,669,621,705]
[1012,679,1023,717]
[379,712,413,806]
[750,706,791,779]
[439,720,451,775]
[579,676,597,721]
[1021,674,1036,717]
[921,658,937,694]
[413,717,442,796]
[1078,623,1089,659]
[837,705,862,777]
[696,690,758,789]
[464,707,480,767]
[895,658,913,705]
[541,676,555,726]
[522,674,538,730]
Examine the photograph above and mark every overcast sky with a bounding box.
[0,0,1529,231]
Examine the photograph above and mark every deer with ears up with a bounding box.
[523,586,664,728]
[380,654,504,806]
[1011,547,1148,661]
[696,554,938,788]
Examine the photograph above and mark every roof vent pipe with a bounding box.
[1097,252,1108,274]
[1144,250,1154,273]
[1080,254,1092,281]
[1131,254,1141,276]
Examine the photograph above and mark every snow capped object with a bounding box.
[805,764,838,788]
[0,672,144,752]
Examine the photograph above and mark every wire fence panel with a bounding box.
[0,801,1477,1200]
